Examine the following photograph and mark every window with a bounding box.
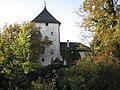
[51,58,54,64]
[51,32,53,36]
[42,58,44,62]
[51,58,53,61]
[46,23,48,26]
[50,50,54,54]
[50,51,54,54]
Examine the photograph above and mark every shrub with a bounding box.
[60,58,120,90]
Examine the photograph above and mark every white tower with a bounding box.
[32,5,62,65]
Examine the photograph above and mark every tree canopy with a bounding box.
[81,0,120,61]
[0,22,52,89]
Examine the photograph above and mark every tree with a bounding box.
[81,0,120,61]
[60,57,120,90]
[30,23,52,62]
[0,23,29,75]
[0,22,51,89]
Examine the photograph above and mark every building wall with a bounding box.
[35,23,62,65]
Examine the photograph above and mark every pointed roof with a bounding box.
[32,7,61,24]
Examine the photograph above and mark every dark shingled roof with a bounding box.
[32,7,61,24]
[60,42,91,51]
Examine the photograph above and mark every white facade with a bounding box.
[35,23,62,65]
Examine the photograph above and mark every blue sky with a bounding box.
[0,0,84,42]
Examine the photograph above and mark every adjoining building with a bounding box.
[32,5,91,65]
[60,41,91,60]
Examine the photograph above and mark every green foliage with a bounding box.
[61,50,81,66]
[31,80,44,90]
[30,24,52,62]
[0,21,51,74]
[0,22,52,89]
[60,58,120,90]
[30,59,66,90]
[0,23,31,77]
[22,61,31,74]
[81,0,120,61]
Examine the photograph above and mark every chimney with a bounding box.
[67,40,69,48]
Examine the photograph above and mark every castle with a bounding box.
[32,5,91,65]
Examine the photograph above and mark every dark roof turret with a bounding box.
[32,5,61,25]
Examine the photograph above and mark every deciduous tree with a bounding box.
[82,0,120,61]
[0,22,51,88]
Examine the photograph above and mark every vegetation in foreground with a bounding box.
[0,0,120,90]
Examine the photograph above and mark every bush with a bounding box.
[60,58,120,90]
